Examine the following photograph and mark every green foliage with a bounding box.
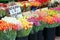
[17,28,32,37]
[0,30,17,40]
[0,10,6,17]
[45,23,60,28]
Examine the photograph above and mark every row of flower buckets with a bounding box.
[15,28,56,40]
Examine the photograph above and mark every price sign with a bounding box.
[9,5,21,15]
[9,5,22,18]
[16,14,23,18]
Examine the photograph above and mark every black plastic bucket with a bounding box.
[43,28,55,40]
[16,36,28,40]
[37,30,43,40]
[28,30,43,40]
[56,26,60,36]
[28,32,37,40]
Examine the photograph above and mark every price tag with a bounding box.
[9,5,21,15]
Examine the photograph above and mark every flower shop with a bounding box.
[0,0,60,40]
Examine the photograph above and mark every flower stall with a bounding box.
[0,0,60,40]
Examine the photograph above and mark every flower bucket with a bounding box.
[28,21,45,40]
[56,26,60,36]
[28,32,37,40]
[43,28,55,40]
[28,22,44,40]
[16,28,32,40]
[17,28,32,37]
[0,30,17,40]
[37,30,43,40]
[43,22,60,40]
[28,30,43,40]
[16,36,28,40]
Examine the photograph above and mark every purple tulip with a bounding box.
[28,17,40,26]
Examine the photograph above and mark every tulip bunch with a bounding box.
[34,9,60,28]
[2,17,22,30]
[42,10,59,24]
[0,20,19,31]
[0,17,18,40]
[28,17,40,26]
[18,16,33,30]
[42,16,54,24]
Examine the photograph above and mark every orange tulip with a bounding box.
[42,16,54,24]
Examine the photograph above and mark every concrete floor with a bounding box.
[55,37,60,40]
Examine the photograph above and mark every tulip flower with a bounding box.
[28,17,40,26]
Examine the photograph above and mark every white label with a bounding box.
[9,5,21,15]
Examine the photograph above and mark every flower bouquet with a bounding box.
[28,17,44,33]
[15,16,33,40]
[42,10,60,28]
[0,19,19,40]
[1,17,22,40]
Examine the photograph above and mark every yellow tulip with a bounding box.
[18,16,33,30]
